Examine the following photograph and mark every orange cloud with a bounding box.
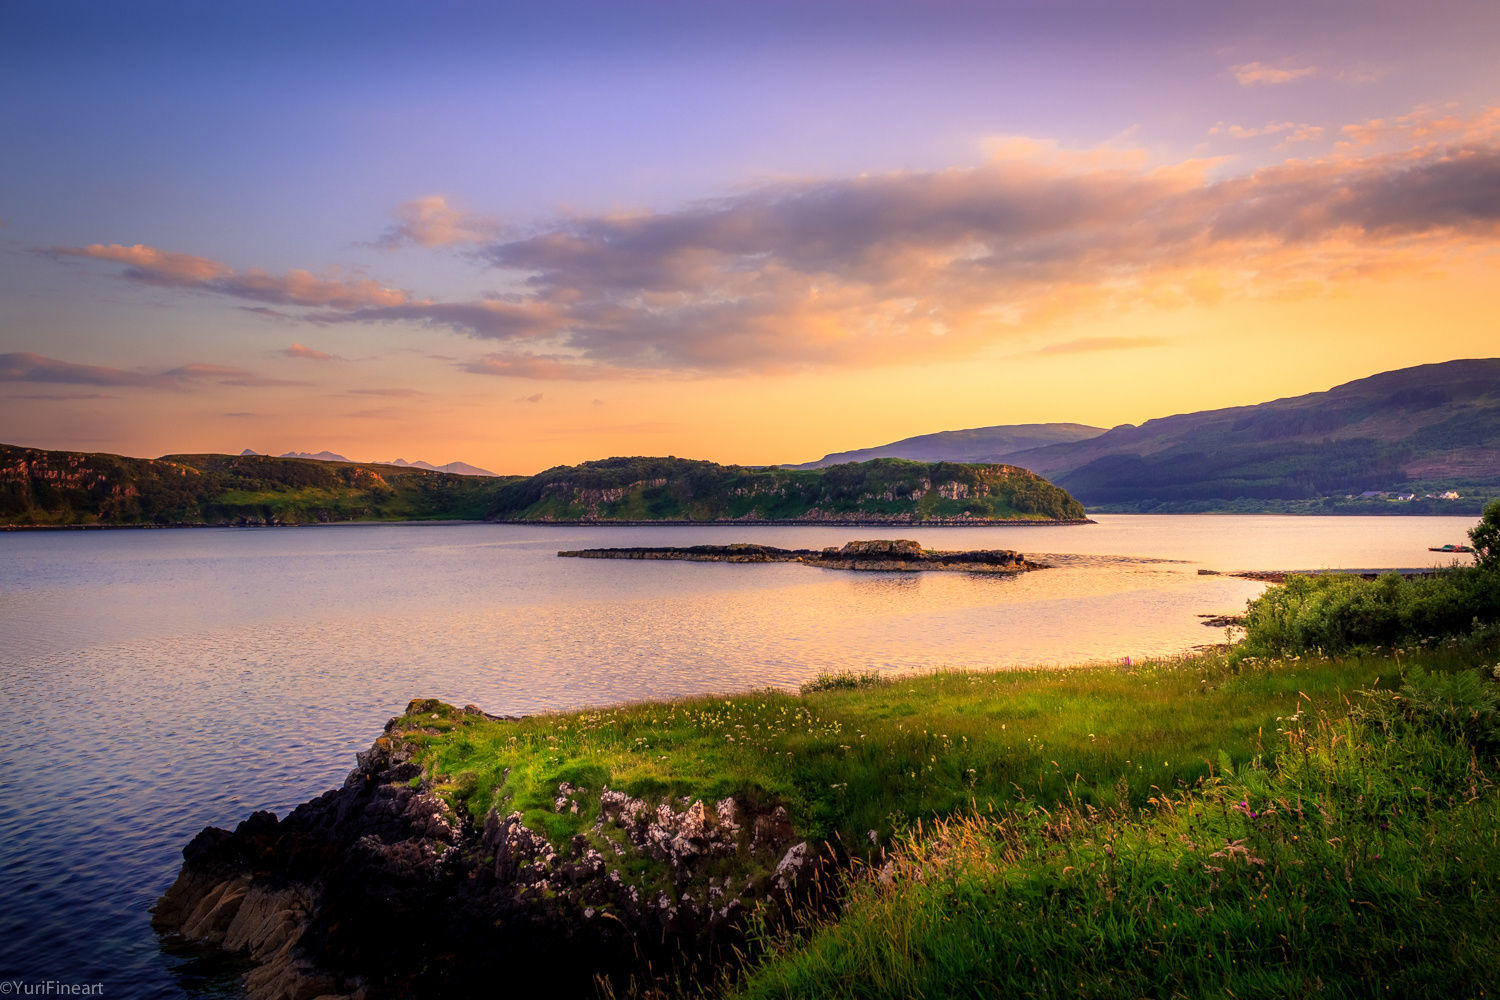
[49,243,233,284]
[1231,61,1318,86]
[46,244,411,310]
[1,352,307,389]
[1210,121,1323,143]
[283,343,339,360]
[376,195,499,248]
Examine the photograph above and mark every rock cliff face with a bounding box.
[153,701,825,1000]
[558,539,1045,574]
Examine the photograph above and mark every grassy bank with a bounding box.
[405,646,1480,854]
[734,680,1500,999]
[397,646,1499,995]
[384,559,1500,998]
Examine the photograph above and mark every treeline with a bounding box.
[488,456,1088,522]
[0,446,1088,527]
[0,445,504,526]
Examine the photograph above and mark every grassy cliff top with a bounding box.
[486,455,1088,523]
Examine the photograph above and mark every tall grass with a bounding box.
[732,664,1500,1000]
[401,646,1474,857]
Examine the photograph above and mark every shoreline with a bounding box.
[495,517,1095,527]
[1202,566,1471,583]
[151,632,1500,999]
[3,516,1096,532]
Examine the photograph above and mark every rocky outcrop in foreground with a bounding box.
[559,538,1046,573]
[153,701,827,1000]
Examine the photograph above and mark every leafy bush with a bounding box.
[1240,568,1500,656]
[1472,497,1500,570]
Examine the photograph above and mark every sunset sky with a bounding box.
[3,0,1498,474]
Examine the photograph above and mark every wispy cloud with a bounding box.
[375,195,500,249]
[1230,61,1317,86]
[347,386,422,398]
[1209,121,1323,143]
[458,351,625,381]
[8,391,119,401]
[160,363,307,388]
[1337,104,1500,149]
[519,392,544,403]
[283,342,341,361]
[0,352,307,389]
[45,243,410,310]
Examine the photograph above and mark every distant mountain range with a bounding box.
[786,423,1104,469]
[240,449,497,477]
[382,457,498,478]
[787,359,1500,514]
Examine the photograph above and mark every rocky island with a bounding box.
[559,538,1045,573]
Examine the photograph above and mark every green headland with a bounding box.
[0,445,1087,527]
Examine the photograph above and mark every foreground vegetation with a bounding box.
[401,638,1500,997]
[735,659,1500,999]
[389,518,1500,997]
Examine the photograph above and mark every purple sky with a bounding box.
[3,1,1499,470]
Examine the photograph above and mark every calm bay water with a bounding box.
[0,515,1479,995]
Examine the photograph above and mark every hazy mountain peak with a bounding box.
[279,450,354,463]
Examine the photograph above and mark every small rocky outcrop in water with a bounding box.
[153,700,830,1000]
[558,538,1045,573]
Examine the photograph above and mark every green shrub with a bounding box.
[1472,497,1500,570]
[1240,568,1500,657]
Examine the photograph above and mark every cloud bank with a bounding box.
[42,107,1500,381]
[0,352,306,389]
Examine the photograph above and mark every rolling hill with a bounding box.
[1014,359,1500,512]
[0,448,1086,527]
[791,359,1500,514]
[785,423,1105,469]
[0,446,512,526]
